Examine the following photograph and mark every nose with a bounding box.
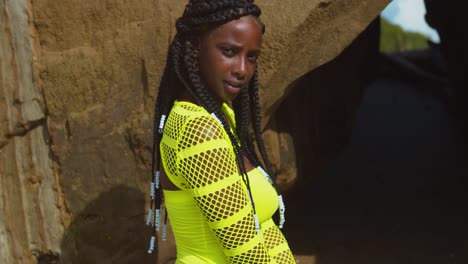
[233,57,247,80]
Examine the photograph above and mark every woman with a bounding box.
[146,1,295,263]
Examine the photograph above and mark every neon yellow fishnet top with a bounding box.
[160,100,296,264]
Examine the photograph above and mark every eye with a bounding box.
[220,47,235,57]
[247,52,259,63]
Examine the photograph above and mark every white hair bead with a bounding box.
[278,195,286,229]
[210,113,222,125]
[155,171,161,189]
[253,214,261,233]
[245,189,260,233]
[155,209,161,231]
[162,224,168,241]
[256,166,286,229]
[150,182,156,200]
[146,209,153,226]
[158,115,167,133]
[257,166,272,183]
[147,235,156,254]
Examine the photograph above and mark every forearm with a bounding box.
[262,220,296,263]
[187,170,276,263]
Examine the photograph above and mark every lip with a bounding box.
[223,81,243,94]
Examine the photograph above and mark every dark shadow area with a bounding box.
[278,16,381,258]
[279,1,468,263]
[60,186,157,264]
[267,15,381,193]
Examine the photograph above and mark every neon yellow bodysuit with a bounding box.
[160,100,296,264]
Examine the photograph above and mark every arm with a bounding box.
[262,220,296,263]
[176,114,275,264]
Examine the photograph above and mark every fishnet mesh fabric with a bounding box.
[264,225,285,250]
[264,224,296,263]
[161,144,178,177]
[194,182,248,221]
[163,109,187,140]
[161,102,296,263]
[213,214,256,249]
[181,148,235,189]
[178,115,223,150]
[273,250,296,263]
[229,245,271,264]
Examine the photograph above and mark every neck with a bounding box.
[177,90,198,105]
[178,89,225,109]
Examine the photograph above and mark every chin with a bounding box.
[225,95,237,103]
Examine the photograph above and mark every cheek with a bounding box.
[198,55,213,80]
[199,50,222,72]
[246,64,257,80]
[204,58,232,80]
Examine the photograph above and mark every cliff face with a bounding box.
[0,0,389,263]
[1,1,64,263]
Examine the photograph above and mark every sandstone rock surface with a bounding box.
[1,0,389,263]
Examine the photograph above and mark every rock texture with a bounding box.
[1,0,64,263]
[0,0,389,263]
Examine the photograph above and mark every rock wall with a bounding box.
[0,0,389,263]
[1,0,64,263]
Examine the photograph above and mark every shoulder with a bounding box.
[180,113,225,147]
[170,101,226,148]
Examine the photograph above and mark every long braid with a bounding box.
[147,42,177,253]
[249,69,275,178]
[233,87,262,167]
[249,68,286,228]
[147,0,283,254]
[183,41,258,221]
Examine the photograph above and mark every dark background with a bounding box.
[281,2,468,262]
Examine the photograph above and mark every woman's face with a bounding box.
[197,15,262,105]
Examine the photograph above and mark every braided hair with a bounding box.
[147,0,284,254]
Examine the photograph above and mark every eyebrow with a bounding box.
[217,42,260,53]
